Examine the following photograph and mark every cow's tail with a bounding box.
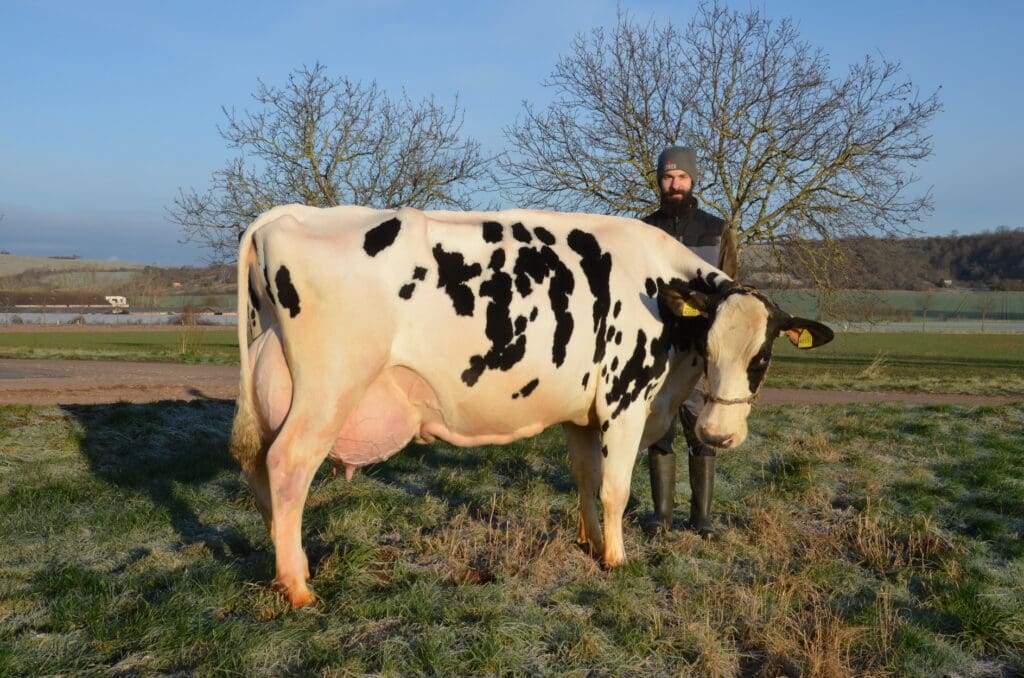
[229,221,264,478]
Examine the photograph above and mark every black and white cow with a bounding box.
[230,204,833,608]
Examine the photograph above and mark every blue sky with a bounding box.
[1,0,1021,264]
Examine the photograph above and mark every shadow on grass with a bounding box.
[64,398,258,565]
[63,398,581,582]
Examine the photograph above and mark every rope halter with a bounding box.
[702,389,759,406]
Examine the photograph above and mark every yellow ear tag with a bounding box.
[681,299,701,317]
[797,329,814,348]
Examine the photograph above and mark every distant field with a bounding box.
[0,254,151,277]
[768,331,1024,394]
[772,289,1024,322]
[0,328,1020,395]
[0,327,237,364]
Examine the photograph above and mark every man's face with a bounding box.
[659,169,693,203]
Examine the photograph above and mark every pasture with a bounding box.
[1,400,1021,676]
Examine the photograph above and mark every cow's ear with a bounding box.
[780,317,834,349]
[660,280,710,318]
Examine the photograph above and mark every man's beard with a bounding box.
[659,190,696,216]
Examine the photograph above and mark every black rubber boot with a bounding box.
[686,448,717,539]
[643,447,676,534]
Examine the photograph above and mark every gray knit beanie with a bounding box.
[656,146,698,184]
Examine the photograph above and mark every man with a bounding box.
[641,146,736,537]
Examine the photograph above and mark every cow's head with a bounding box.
[660,279,833,449]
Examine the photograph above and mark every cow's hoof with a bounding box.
[289,590,316,609]
[602,550,626,568]
[272,578,316,609]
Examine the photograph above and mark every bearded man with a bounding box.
[640,146,737,537]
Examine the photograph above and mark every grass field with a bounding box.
[771,290,1024,323]
[0,327,238,364]
[0,400,1021,676]
[0,328,1021,396]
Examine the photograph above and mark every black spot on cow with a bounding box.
[645,278,658,297]
[747,349,773,393]
[514,315,527,335]
[363,217,402,257]
[511,222,532,243]
[512,378,540,399]
[613,300,622,318]
[511,245,575,367]
[534,226,556,245]
[605,329,672,419]
[262,264,276,307]
[614,331,622,345]
[248,281,261,313]
[461,244,526,386]
[530,307,538,321]
[399,265,430,302]
[601,444,609,458]
[605,325,616,342]
[275,265,301,318]
[601,421,610,433]
[568,230,613,364]
[433,244,482,317]
[611,357,619,371]
[482,221,503,243]
[462,355,486,386]
[581,372,590,389]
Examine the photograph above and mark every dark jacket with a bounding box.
[642,198,726,267]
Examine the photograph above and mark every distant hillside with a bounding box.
[0,254,233,310]
[0,254,151,277]
[742,227,1024,290]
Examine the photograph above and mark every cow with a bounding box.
[229,204,833,608]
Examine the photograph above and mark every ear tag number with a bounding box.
[798,329,813,348]
[681,299,701,317]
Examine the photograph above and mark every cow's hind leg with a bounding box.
[266,385,363,608]
[564,423,603,556]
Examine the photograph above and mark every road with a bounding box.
[0,358,1018,407]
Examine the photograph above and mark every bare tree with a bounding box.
[170,63,491,262]
[502,2,941,286]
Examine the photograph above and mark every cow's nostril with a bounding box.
[698,427,734,449]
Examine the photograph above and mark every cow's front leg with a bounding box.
[564,422,603,556]
[599,418,644,567]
